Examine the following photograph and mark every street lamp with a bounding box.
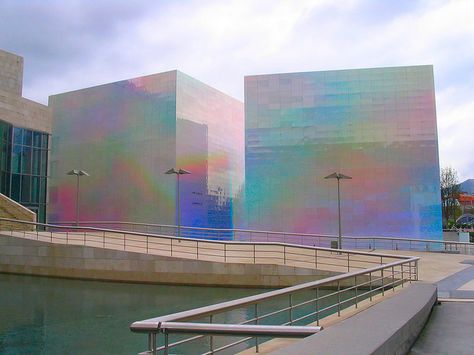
[165,168,191,237]
[324,172,352,249]
[67,169,89,226]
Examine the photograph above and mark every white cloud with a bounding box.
[3,0,473,178]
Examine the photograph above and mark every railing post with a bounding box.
[415,259,419,281]
[283,245,286,265]
[381,268,385,296]
[392,266,395,291]
[354,275,358,309]
[289,294,293,324]
[170,239,173,257]
[315,248,318,269]
[347,253,350,272]
[401,263,405,287]
[164,330,169,355]
[224,243,226,262]
[197,241,199,260]
[337,280,341,316]
[146,236,149,254]
[209,315,214,354]
[408,261,412,283]
[253,244,256,264]
[255,304,259,353]
[316,287,320,326]
[369,271,373,301]
[152,332,157,355]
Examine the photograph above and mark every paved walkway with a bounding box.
[410,259,474,354]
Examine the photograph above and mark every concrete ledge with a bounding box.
[0,234,338,288]
[270,283,437,355]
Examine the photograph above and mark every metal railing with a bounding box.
[0,218,407,274]
[0,218,419,354]
[130,256,418,354]
[52,219,474,254]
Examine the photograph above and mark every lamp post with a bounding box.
[165,168,191,237]
[67,169,89,226]
[324,172,352,249]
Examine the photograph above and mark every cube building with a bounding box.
[1,47,442,241]
[48,71,244,230]
[243,66,442,239]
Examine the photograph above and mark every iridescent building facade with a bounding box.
[48,71,243,230]
[244,66,442,239]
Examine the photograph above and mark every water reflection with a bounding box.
[0,274,266,354]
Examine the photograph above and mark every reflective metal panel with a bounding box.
[243,66,442,240]
[48,71,244,232]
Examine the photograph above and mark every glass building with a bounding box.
[0,121,49,222]
[48,70,244,232]
[243,66,442,240]
[0,49,51,223]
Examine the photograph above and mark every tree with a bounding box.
[440,167,460,227]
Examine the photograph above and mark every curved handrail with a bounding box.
[0,217,414,260]
[49,219,470,246]
[130,257,418,332]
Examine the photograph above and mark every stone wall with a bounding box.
[0,193,36,230]
[0,49,23,96]
[0,49,51,133]
[0,89,51,133]
[0,235,338,287]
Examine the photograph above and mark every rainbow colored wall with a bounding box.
[243,66,442,239]
[48,71,244,229]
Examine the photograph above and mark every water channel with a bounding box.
[0,273,352,354]
[0,274,270,354]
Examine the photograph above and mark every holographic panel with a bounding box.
[49,71,178,224]
[48,71,244,231]
[176,71,244,229]
[244,66,442,240]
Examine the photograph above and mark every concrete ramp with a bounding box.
[271,283,437,355]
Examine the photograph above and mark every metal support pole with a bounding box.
[337,178,342,250]
[75,175,80,226]
[177,173,180,238]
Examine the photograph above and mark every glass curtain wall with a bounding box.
[0,119,49,223]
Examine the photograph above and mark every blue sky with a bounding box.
[0,0,473,180]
